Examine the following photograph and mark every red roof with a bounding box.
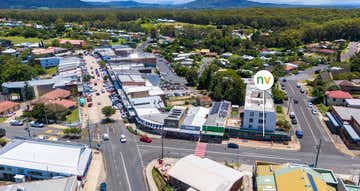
[41,89,71,100]
[46,99,76,109]
[0,101,19,113]
[59,39,86,46]
[284,65,296,71]
[325,90,353,99]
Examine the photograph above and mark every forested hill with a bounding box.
[0,0,90,9]
[179,0,282,9]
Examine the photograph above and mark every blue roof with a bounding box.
[343,124,360,142]
[326,112,340,127]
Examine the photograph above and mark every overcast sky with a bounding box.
[83,0,360,5]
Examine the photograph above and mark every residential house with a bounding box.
[0,101,20,117]
[325,90,353,106]
[59,39,87,48]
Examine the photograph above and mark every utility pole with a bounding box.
[314,139,322,168]
[263,90,265,137]
[25,122,31,138]
[161,126,164,160]
[87,119,92,148]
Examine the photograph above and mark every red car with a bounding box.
[88,102,93,107]
[140,136,152,143]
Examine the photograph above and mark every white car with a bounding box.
[102,133,109,141]
[308,101,313,108]
[120,134,126,143]
[312,108,317,115]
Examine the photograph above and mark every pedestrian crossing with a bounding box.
[194,142,207,158]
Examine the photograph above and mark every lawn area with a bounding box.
[45,67,57,76]
[152,168,173,191]
[316,104,330,115]
[0,36,55,44]
[66,108,79,123]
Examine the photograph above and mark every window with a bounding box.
[249,125,253,128]
[250,112,254,117]
[258,119,264,123]
[249,118,253,123]
[28,171,42,176]
[333,98,336,102]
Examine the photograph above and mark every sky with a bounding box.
[83,0,360,5]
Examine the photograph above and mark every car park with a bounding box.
[140,136,152,143]
[120,134,126,143]
[227,143,239,149]
[30,121,44,128]
[9,119,23,126]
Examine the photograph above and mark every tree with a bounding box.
[150,28,159,40]
[272,86,285,104]
[45,104,69,121]
[185,68,198,86]
[102,106,116,119]
[30,104,46,121]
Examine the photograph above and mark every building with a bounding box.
[167,154,245,191]
[242,82,276,132]
[180,107,209,140]
[38,57,60,68]
[0,139,92,181]
[164,106,187,129]
[201,101,231,143]
[118,75,146,86]
[255,161,338,191]
[345,99,360,108]
[0,176,80,191]
[325,90,353,106]
[0,101,20,117]
[59,39,87,48]
[58,57,82,73]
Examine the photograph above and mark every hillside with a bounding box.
[179,0,281,8]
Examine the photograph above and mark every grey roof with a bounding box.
[332,106,360,121]
[204,101,231,127]
[2,81,26,89]
[346,99,360,106]
[2,77,76,89]
[142,113,168,124]
[0,176,78,191]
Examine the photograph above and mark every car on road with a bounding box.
[308,101,313,108]
[289,112,296,119]
[296,83,301,88]
[296,129,303,138]
[300,88,305,93]
[227,143,239,149]
[120,134,126,143]
[95,92,100,96]
[0,128,6,137]
[101,89,105,94]
[100,182,107,191]
[312,108,317,115]
[88,102,93,107]
[9,119,23,126]
[293,99,298,104]
[30,121,44,128]
[291,118,298,125]
[97,102,101,105]
[102,133,109,141]
[282,78,287,82]
[140,136,152,143]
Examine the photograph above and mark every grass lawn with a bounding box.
[66,108,79,123]
[316,104,330,115]
[45,67,57,76]
[110,38,126,45]
[152,168,173,191]
[0,36,55,44]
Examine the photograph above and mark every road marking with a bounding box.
[45,130,53,134]
[299,102,319,145]
[133,134,145,168]
[120,152,133,191]
[138,145,302,162]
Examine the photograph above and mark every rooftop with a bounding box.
[332,106,360,121]
[326,90,353,99]
[204,101,231,127]
[168,154,244,191]
[41,88,71,100]
[346,99,360,106]
[182,107,209,127]
[0,176,78,191]
[244,81,274,112]
[167,106,187,120]
[0,139,92,176]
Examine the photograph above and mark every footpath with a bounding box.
[83,150,106,191]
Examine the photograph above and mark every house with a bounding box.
[335,80,360,94]
[58,39,87,48]
[255,161,338,191]
[31,88,73,108]
[167,154,245,191]
[0,39,11,47]
[196,96,212,107]
[345,99,360,108]
[1,48,16,55]
[0,101,20,117]
[0,139,92,181]
[325,90,353,106]
[284,63,298,72]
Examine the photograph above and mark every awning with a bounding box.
[326,112,340,127]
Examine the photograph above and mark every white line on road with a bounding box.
[299,102,319,145]
[120,152,133,191]
[138,145,302,162]
[133,134,145,168]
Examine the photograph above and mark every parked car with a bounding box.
[282,78,287,82]
[312,108,317,115]
[88,102,93,107]
[296,129,303,138]
[308,101,313,108]
[30,121,44,128]
[291,118,298,125]
[300,88,305,93]
[100,182,107,191]
[0,128,6,137]
[9,119,23,126]
[227,143,239,149]
[120,134,126,143]
[102,133,109,141]
[96,92,100,96]
[293,99,298,104]
[296,83,301,88]
[289,112,296,119]
[140,136,152,143]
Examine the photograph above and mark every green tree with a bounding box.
[102,106,116,119]
[272,86,285,104]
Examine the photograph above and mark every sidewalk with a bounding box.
[83,150,106,191]
[145,158,178,191]
[223,135,301,151]
[126,123,161,139]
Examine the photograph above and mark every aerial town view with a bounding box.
[0,0,360,191]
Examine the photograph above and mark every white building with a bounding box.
[242,81,276,132]
[180,107,209,136]
[0,139,92,181]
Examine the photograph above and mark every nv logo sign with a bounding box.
[254,70,274,91]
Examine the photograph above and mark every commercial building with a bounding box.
[0,139,92,181]
[0,176,80,191]
[242,81,276,132]
[38,57,60,68]
[179,107,209,140]
[255,161,338,191]
[201,101,231,143]
[168,154,245,191]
